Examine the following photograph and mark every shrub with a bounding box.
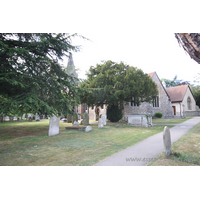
[154,112,163,118]
[107,104,122,122]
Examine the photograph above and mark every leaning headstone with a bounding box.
[82,112,89,126]
[48,115,60,136]
[163,126,171,157]
[101,114,107,126]
[73,121,79,127]
[85,126,92,132]
[35,114,40,121]
[98,118,104,128]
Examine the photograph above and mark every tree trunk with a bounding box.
[175,33,200,64]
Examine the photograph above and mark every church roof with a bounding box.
[148,71,156,78]
[166,85,188,102]
[148,71,170,99]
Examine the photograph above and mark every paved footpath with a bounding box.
[94,117,200,166]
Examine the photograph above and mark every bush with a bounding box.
[107,104,122,122]
[154,112,163,118]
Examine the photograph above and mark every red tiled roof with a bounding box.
[166,85,188,102]
[148,72,156,78]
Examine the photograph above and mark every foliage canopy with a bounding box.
[0,33,83,116]
[79,60,158,108]
[162,75,190,88]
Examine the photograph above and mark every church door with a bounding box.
[172,106,176,115]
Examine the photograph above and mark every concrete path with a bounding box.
[94,117,200,166]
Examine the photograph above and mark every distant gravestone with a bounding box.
[67,115,72,123]
[127,114,152,127]
[29,117,32,122]
[17,117,21,122]
[163,126,171,157]
[35,114,40,121]
[9,117,14,122]
[101,114,107,126]
[48,115,60,136]
[81,112,89,126]
[98,118,104,128]
[72,113,78,124]
[73,121,79,126]
[85,126,92,132]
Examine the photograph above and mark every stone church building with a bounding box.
[85,71,200,120]
[123,71,200,119]
[123,71,174,119]
[166,85,199,117]
[67,53,199,120]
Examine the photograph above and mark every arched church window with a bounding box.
[153,96,159,107]
[187,97,192,110]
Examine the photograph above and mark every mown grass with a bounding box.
[0,119,173,166]
[152,116,193,124]
[148,121,200,166]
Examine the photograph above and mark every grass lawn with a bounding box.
[0,119,174,166]
[152,116,193,124]
[148,120,200,166]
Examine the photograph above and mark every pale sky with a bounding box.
[4,1,200,84]
[63,32,200,84]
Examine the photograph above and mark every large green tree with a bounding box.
[79,60,158,109]
[162,75,190,88]
[190,85,200,107]
[0,33,83,117]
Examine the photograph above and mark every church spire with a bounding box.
[66,53,78,78]
[67,52,74,66]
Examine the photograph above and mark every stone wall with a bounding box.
[184,111,200,117]
[123,72,174,120]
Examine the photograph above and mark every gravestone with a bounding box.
[35,114,40,121]
[9,117,14,122]
[163,126,171,157]
[29,117,32,122]
[81,112,89,126]
[48,115,60,136]
[73,121,79,126]
[98,118,104,128]
[17,117,21,122]
[85,126,92,132]
[67,115,72,123]
[101,114,107,126]
[127,115,152,127]
[72,113,78,124]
